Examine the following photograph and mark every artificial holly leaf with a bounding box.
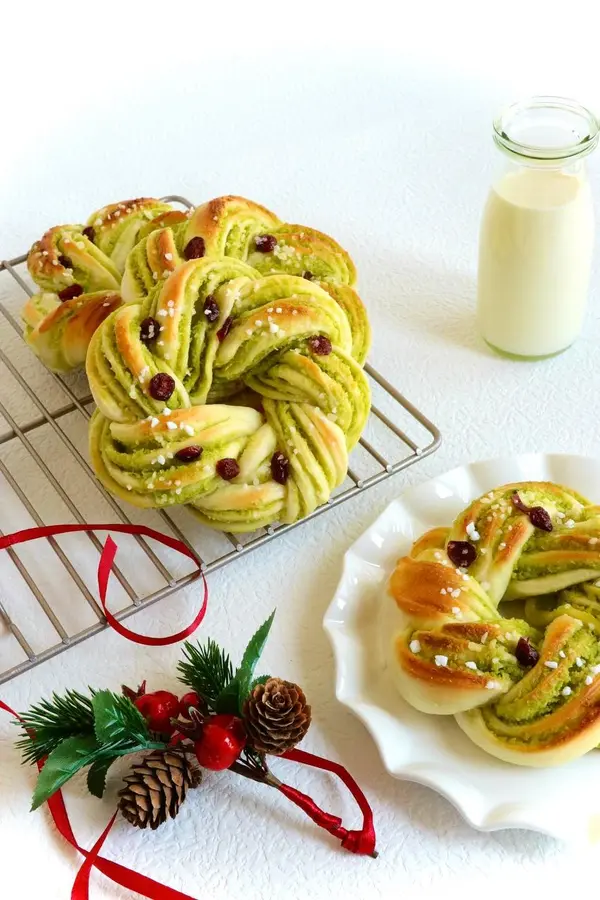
[92,690,150,746]
[238,611,276,679]
[214,679,242,715]
[31,735,100,810]
[87,756,117,799]
[215,611,276,714]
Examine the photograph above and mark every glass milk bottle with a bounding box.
[477,97,599,359]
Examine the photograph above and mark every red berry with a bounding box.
[528,507,553,533]
[149,372,175,401]
[179,691,203,717]
[176,445,203,462]
[270,451,290,484]
[194,714,246,770]
[82,226,95,242]
[58,284,84,302]
[515,637,540,667]
[302,271,315,280]
[216,457,240,480]
[307,335,332,356]
[203,295,220,323]
[512,492,553,533]
[58,254,73,269]
[255,234,277,253]
[217,316,233,342]
[135,690,180,736]
[184,237,206,260]
[140,316,160,344]
[446,540,477,568]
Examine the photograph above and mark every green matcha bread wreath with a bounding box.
[23,194,371,532]
[387,481,600,767]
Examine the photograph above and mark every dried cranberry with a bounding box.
[515,637,540,667]
[446,540,477,569]
[183,237,206,260]
[82,226,95,242]
[528,507,553,532]
[512,492,553,532]
[176,446,203,462]
[57,284,83,301]
[216,458,240,480]
[308,335,332,356]
[302,271,315,280]
[271,451,290,484]
[58,254,73,269]
[254,234,277,253]
[217,316,233,342]
[203,295,220,323]
[140,316,160,344]
[149,372,175,401]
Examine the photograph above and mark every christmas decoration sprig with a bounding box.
[17,612,307,816]
[12,611,377,861]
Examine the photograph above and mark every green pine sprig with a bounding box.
[177,638,234,709]
[16,688,167,810]
[16,689,96,764]
[177,611,276,715]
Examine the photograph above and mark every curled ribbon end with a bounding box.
[340,828,378,857]
[277,749,377,858]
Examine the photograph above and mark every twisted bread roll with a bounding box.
[456,614,600,766]
[27,198,176,296]
[22,290,122,372]
[24,198,177,369]
[27,225,121,294]
[387,481,600,766]
[88,256,370,530]
[448,482,600,600]
[122,195,357,305]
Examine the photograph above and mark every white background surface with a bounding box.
[2,3,600,898]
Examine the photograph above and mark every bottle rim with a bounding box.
[493,96,599,162]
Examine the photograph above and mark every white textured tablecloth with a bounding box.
[2,5,600,898]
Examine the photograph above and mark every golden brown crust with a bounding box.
[29,225,76,280]
[409,527,449,558]
[389,555,478,622]
[185,195,281,254]
[88,198,163,230]
[134,209,189,246]
[23,290,122,371]
[38,291,121,336]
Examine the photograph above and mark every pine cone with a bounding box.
[243,678,311,755]
[118,749,200,830]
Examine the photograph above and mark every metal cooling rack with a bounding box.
[0,194,441,685]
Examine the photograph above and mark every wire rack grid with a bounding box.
[0,194,441,686]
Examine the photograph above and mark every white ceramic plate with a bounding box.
[324,454,600,842]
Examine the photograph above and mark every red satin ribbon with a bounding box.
[0,699,200,900]
[0,523,206,645]
[281,748,378,857]
[0,525,377,894]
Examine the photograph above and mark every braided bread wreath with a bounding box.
[24,196,371,532]
[386,481,600,767]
